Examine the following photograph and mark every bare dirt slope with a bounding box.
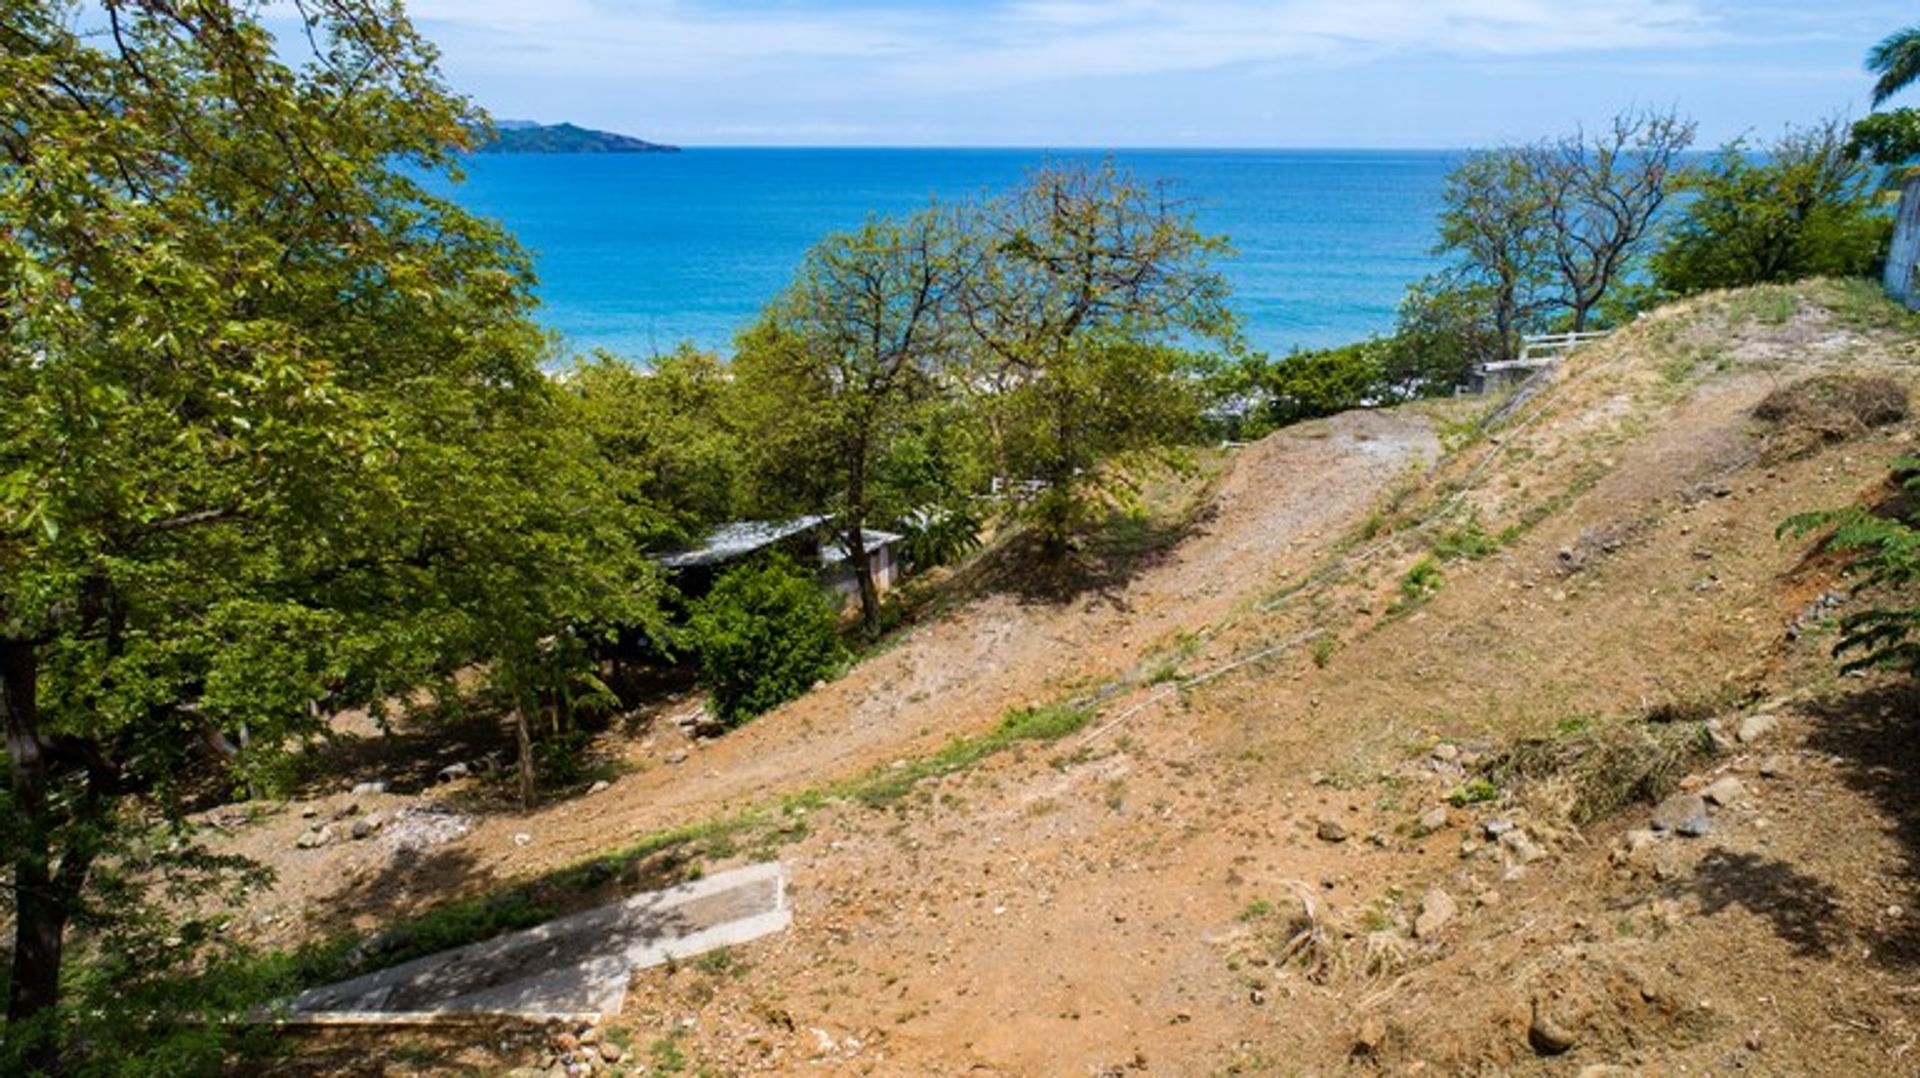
[249,280,1920,1076]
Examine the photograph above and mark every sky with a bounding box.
[379,1,1913,148]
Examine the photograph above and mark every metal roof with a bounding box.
[821,529,904,566]
[655,515,831,570]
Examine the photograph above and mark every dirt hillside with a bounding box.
[241,279,1920,1075]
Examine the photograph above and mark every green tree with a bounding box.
[1259,340,1393,426]
[1871,25,1920,106]
[1388,274,1505,391]
[561,346,747,546]
[1522,108,1697,330]
[682,556,847,725]
[0,1,650,1063]
[733,209,963,632]
[953,161,1236,551]
[1432,150,1553,363]
[1654,119,1889,296]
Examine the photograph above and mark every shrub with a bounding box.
[1653,119,1890,296]
[1260,340,1394,426]
[683,556,848,725]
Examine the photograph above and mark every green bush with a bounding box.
[684,555,848,724]
[1260,340,1394,426]
[1653,119,1890,296]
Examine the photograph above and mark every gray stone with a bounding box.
[1419,806,1450,833]
[1430,743,1460,763]
[296,825,333,849]
[1737,713,1780,744]
[599,1041,623,1063]
[665,749,689,765]
[1701,776,1746,807]
[1316,818,1349,843]
[1651,793,1711,837]
[1484,818,1516,839]
[1413,887,1458,938]
[1759,755,1790,778]
[351,781,388,796]
[437,761,472,783]
[1499,828,1546,865]
[349,814,384,841]
[587,780,611,795]
[1529,998,1578,1055]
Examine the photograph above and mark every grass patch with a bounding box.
[1446,778,1500,808]
[1388,556,1444,616]
[1429,510,1501,562]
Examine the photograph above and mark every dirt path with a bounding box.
[235,408,1435,937]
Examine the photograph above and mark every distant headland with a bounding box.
[474,121,680,154]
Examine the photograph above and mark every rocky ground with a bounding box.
[236,280,1920,1075]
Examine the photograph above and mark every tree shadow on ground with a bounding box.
[946,500,1219,611]
[1683,848,1846,958]
[1801,678,1920,969]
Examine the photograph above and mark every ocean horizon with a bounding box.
[434,147,1465,362]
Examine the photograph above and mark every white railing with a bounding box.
[1480,330,1612,374]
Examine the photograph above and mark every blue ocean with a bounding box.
[439,149,1462,361]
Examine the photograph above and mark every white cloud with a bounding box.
[406,0,1719,88]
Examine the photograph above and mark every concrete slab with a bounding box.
[283,861,790,1023]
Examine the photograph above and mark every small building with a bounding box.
[820,529,904,609]
[655,515,832,598]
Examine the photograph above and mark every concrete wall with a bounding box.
[1886,174,1920,309]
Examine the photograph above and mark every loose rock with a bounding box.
[1316,818,1349,843]
[1651,792,1711,837]
[296,825,333,850]
[1701,776,1746,807]
[1737,713,1779,744]
[1418,806,1449,832]
[349,814,383,840]
[1413,887,1458,938]
[1529,998,1579,1055]
[351,781,388,796]
[1498,828,1546,865]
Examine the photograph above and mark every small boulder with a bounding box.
[1316,818,1349,843]
[1758,755,1790,778]
[588,780,611,795]
[1484,818,1516,839]
[437,761,472,783]
[1701,776,1746,807]
[1737,713,1779,744]
[1418,806,1450,833]
[351,780,388,796]
[1651,792,1711,837]
[1413,887,1458,938]
[1529,998,1579,1055]
[1431,743,1460,763]
[1498,828,1546,865]
[349,814,383,840]
[665,749,689,766]
[295,825,333,850]
[598,1041,623,1064]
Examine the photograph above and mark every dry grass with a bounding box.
[1753,373,1910,460]
[1479,718,1715,826]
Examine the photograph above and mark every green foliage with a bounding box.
[1390,274,1507,388]
[1447,778,1501,807]
[0,2,659,1059]
[1258,340,1392,425]
[1394,556,1446,610]
[1654,120,1890,296]
[1430,511,1501,562]
[560,347,747,546]
[1847,109,1920,169]
[956,161,1237,551]
[684,556,848,724]
[1781,457,1920,675]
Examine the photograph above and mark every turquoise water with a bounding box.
[440,148,1462,360]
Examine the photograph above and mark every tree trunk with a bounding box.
[847,523,881,635]
[3,637,68,1073]
[512,702,536,810]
